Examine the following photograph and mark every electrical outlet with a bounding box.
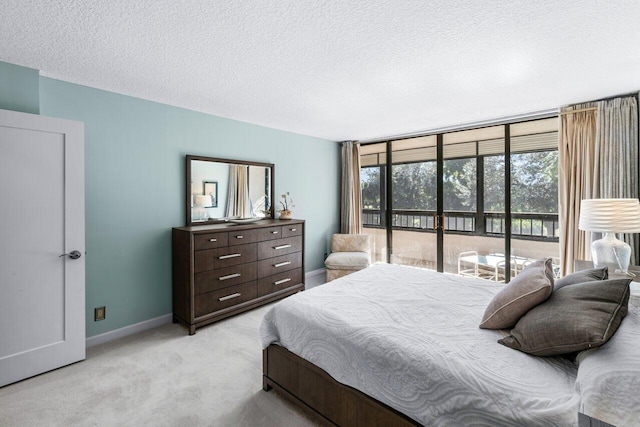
[94,306,106,321]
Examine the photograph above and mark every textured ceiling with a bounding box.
[2,1,640,141]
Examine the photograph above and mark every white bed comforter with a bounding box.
[260,264,580,426]
[576,290,640,426]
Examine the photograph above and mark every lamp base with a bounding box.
[591,232,631,274]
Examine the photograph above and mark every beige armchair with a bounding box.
[324,234,371,282]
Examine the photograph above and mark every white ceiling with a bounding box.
[1,1,640,142]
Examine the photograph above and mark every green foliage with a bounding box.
[361,167,381,209]
[392,162,437,210]
[510,151,558,213]
[360,150,558,214]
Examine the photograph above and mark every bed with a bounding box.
[260,263,640,426]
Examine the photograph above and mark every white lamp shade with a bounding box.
[578,198,640,233]
[195,195,212,208]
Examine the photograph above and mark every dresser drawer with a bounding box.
[281,224,302,238]
[228,228,260,245]
[257,226,282,241]
[194,281,257,318]
[258,252,302,278]
[258,268,303,297]
[258,236,303,260]
[194,232,229,250]
[194,243,257,273]
[194,263,257,295]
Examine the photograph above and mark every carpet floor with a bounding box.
[0,302,321,426]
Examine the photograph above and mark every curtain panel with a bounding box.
[559,95,639,275]
[340,141,363,234]
[225,165,252,218]
[594,96,639,262]
[559,103,597,275]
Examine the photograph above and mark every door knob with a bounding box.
[59,250,82,260]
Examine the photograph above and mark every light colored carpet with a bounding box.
[0,300,323,427]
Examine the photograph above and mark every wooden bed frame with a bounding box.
[262,344,612,427]
[262,344,419,426]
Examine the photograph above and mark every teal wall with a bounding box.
[0,62,39,114]
[0,66,339,337]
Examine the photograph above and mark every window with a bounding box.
[360,117,559,278]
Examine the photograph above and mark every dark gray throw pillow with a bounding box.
[498,278,631,356]
[554,267,608,291]
[479,258,554,330]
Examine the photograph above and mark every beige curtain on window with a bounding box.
[559,103,597,275]
[559,95,639,275]
[225,165,252,218]
[341,141,363,234]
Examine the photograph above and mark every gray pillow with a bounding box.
[554,267,608,291]
[498,278,631,356]
[479,258,554,330]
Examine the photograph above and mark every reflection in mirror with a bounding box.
[187,155,274,226]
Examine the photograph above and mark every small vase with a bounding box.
[279,209,292,220]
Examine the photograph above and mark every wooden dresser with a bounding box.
[172,219,305,334]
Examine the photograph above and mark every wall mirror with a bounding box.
[186,155,274,226]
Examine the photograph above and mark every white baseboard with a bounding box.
[87,270,326,347]
[86,313,173,348]
[306,268,326,279]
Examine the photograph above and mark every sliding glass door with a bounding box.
[441,126,507,279]
[390,136,438,268]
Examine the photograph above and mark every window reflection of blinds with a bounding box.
[361,131,558,166]
[511,131,558,153]
[392,147,436,163]
[443,142,476,159]
[478,138,505,155]
[361,153,379,166]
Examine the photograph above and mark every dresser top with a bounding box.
[174,218,304,233]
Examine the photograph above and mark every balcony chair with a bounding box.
[325,234,371,282]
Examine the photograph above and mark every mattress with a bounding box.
[260,263,580,426]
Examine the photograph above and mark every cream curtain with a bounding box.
[225,165,252,218]
[559,103,597,275]
[559,95,639,274]
[341,141,363,234]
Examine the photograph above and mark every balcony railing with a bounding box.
[363,209,559,240]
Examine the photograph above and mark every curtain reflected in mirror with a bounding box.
[186,155,274,226]
[225,165,252,218]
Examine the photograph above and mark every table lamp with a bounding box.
[578,198,640,274]
[194,195,212,220]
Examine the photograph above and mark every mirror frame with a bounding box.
[186,154,275,226]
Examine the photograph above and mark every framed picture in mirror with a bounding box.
[203,181,218,207]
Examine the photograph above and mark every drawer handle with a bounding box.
[290,228,297,232]
[218,292,241,302]
[274,261,291,268]
[219,253,241,260]
[209,238,217,242]
[274,278,291,286]
[271,231,279,234]
[274,244,292,250]
[219,273,241,281]
[235,235,244,239]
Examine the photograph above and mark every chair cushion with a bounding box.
[331,234,371,253]
[498,277,631,356]
[325,252,371,270]
[479,258,554,330]
[554,267,608,291]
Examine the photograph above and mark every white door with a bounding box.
[0,109,85,387]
